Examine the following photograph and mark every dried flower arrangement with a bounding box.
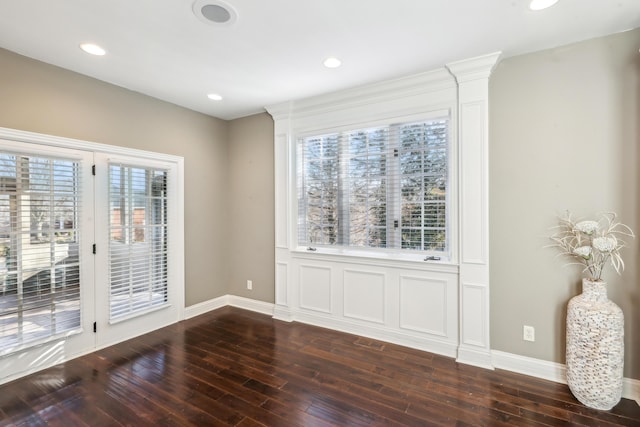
[549,212,634,281]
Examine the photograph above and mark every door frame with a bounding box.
[93,153,183,349]
[0,126,185,385]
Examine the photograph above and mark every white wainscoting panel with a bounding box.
[299,264,332,313]
[460,282,487,347]
[459,101,487,265]
[275,262,288,306]
[288,254,459,357]
[343,269,385,324]
[400,276,447,336]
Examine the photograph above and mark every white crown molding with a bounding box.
[265,101,294,122]
[266,67,455,121]
[446,51,502,83]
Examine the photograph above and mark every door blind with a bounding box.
[108,164,168,321]
[0,153,81,352]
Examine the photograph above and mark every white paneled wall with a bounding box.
[400,275,449,336]
[290,254,460,356]
[343,269,385,324]
[267,53,500,366]
[299,264,332,313]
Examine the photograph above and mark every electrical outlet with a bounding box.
[523,325,535,342]
[247,280,253,290]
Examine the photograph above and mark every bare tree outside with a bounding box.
[347,128,387,248]
[0,151,81,350]
[399,121,447,251]
[27,157,77,244]
[299,118,448,253]
[299,135,339,245]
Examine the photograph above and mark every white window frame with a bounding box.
[106,159,173,324]
[296,111,452,260]
[285,85,459,265]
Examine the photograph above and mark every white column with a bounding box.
[447,52,501,369]
[265,103,294,321]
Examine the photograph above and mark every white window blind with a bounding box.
[298,117,449,253]
[0,153,81,351]
[108,164,168,321]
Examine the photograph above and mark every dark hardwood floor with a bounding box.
[0,307,638,426]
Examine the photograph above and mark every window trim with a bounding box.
[293,110,456,263]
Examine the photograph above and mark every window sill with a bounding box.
[291,246,459,274]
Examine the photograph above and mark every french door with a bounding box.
[0,132,183,384]
[0,140,94,380]
[94,154,181,349]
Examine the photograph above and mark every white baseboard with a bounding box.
[492,350,640,405]
[184,297,639,406]
[184,295,275,319]
[492,350,566,383]
[272,305,294,322]
[292,310,459,358]
[184,295,229,319]
[629,379,640,407]
[456,345,494,370]
[185,295,457,357]
[227,295,275,316]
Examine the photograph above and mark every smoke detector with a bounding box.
[193,0,237,26]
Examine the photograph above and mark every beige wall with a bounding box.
[2,26,638,381]
[227,113,275,302]
[0,48,230,306]
[490,28,640,379]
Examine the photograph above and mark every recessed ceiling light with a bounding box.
[79,43,106,56]
[529,0,559,11]
[202,4,230,23]
[193,0,238,26]
[323,57,342,68]
[207,93,223,101]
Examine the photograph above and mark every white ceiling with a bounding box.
[0,0,638,120]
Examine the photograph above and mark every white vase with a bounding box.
[566,278,624,410]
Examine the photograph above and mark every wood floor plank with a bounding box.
[1,306,639,426]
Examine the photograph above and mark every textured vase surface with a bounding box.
[566,278,624,410]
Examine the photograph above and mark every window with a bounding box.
[108,164,168,321]
[297,117,449,254]
[0,152,81,351]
